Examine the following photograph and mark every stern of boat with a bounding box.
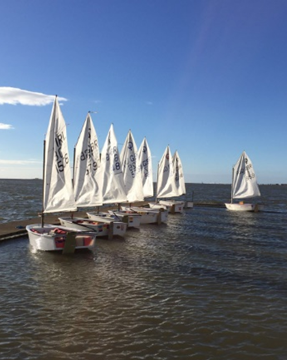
[26,224,96,252]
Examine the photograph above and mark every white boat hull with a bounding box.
[58,217,127,238]
[184,201,194,209]
[225,203,263,212]
[148,202,167,210]
[26,224,96,252]
[86,212,118,224]
[107,211,141,228]
[87,211,141,229]
[121,206,168,224]
[158,200,185,214]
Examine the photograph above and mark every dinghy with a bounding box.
[120,206,168,225]
[120,129,144,203]
[121,137,168,224]
[138,137,154,198]
[225,151,262,212]
[26,224,95,252]
[60,115,127,238]
[87,210,141,229]
[104,130,145,227]
[26,97,96,252]
[58,217,126,238]
[150,146,186,214]
[84,123,129,233]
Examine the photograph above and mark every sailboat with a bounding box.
[59,115,127,238]
[225,151,262,212]
[121,137,168,224]
[86,124,131,230]
[150,146,186,214]
[111,129,144,228]
[101,123,127,204]
[173,150,193,209]
[26,97,96,252]
[121,130,144,203]
[138,137,154,198]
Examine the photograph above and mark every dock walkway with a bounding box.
[0,202,224,241]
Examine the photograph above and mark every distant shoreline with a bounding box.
[0,179,286,186]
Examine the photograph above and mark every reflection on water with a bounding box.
[0,181,287,359]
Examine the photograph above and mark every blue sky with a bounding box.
[0,0,286,184]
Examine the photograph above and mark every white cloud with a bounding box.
[0,87,67,106]
[0,159,41,165]
[146,101,153,105]
[0,123,14,130]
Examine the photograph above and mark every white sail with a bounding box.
[232,151,261,200]
[138,137,154,198]
[173,150,186,196]
[120,130,144,202]
[73,113,102,207]
[100,124,127,204]
[156,146,178,199]
[43,97,77,213]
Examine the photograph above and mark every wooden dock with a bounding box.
[0,202,225,242]
[0,202,146,241]
[0,211,83,242]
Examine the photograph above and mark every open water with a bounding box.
[0,179,287,359]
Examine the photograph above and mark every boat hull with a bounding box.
[184,201,194,209]
[26,224,96,252]
[121,206,168,224]
[107,211,141,228]
[58,217,127,238]
[158,200,185,214]
[225,203,263,212]
[87,211,141,229]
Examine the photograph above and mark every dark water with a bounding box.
[0,180,287,359]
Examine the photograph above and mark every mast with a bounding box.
[231,167,234,204]
[155,161,159,203]
[41,139,46,227]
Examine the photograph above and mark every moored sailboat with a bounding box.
[83,123,129,234]
[150,146,186,214]
[99,129,143,228]
[59,115,127,238]
[138,137,154,199]
[26,97,96,252]
[225,151,262,212]
[120,129,144,203]
[120,136,168,224]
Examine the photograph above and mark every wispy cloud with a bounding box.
[0,87,67,106]
[146,101,153,105]
[94,100,102,104]
[0,159,41,165]
[0,123,14,130]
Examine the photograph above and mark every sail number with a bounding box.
[237,164,255,180]
[55,132,69,173]
[106,146,121,172]
[128,154,136,178]
[140,158,149,178]
[80,140,98,161]
[80,140,99,175]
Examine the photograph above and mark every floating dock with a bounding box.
[0,202,225,241]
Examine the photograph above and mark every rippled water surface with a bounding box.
[0,180,287,359]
